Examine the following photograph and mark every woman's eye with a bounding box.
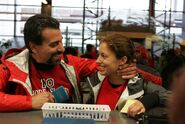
[102,54,107,58]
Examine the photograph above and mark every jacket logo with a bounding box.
[41,78,55,89]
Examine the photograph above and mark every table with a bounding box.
[0,111,136,124]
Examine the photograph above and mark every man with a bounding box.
[0,14,136,112]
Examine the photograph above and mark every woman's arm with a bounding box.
[144,81,171,106]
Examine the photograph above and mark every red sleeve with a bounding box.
[136,67,162,85]
[66,55,98,80]
[0,64,32,112]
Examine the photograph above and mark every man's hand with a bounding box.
[32,92,54,110]
[127,100,146,117]
[117,62,137,79]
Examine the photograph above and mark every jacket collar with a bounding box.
[2,49,30,83]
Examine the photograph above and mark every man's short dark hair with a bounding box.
[23,14,60,49]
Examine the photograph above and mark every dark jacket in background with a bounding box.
[161,54,185,90]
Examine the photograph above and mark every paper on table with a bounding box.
[120,99,136,113]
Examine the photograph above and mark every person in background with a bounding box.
[135,45,162,85]
[81,44,98,59]
[64,46,79,56]
[135,45,148,66]
[0,14,136,112]
[168,66,185,124]
[83,34,170,117]
[161,41,185,90]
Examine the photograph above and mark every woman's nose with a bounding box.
[96,56,101,64]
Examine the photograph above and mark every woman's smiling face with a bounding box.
[96,42,122,76]
[96,34,135,77]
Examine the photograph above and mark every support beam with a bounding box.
[182,1,185,39]
[41,0,52,16]
[149,0,155,18]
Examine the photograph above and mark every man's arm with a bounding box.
[144,81,170,106]
[136,67,162,85]
[66,55,98,80]
[0,64,54,112]
[136,64,162,85]
[67,55,138,81]
[0,64,33,112]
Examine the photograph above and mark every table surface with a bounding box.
[0,111,137,124]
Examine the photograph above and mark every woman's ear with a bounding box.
[120,56,128,65]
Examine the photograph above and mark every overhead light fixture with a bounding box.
[42,0,48,4]
[172,23,176,27]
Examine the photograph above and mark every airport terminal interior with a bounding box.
[1,0,184,53]
[1,0,185,124]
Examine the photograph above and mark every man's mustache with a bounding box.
[52,50,63,56]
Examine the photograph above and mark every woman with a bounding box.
[83,34,170,117]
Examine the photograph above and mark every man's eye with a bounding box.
[51,42,58,47]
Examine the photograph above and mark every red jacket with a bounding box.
[136,67,162,85]
[0,49,97,112]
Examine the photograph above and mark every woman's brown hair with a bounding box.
[100,34,136,63]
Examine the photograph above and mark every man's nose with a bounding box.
[57,42,65,52]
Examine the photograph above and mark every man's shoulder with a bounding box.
[1,48,25,61]
[0,63,10,76]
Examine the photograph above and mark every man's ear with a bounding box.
[29,42,37,53]
[120,56,128,65]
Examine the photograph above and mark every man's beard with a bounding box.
[47,51,63,65]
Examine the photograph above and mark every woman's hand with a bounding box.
[127,100,146,117]
[32,91,54,110]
